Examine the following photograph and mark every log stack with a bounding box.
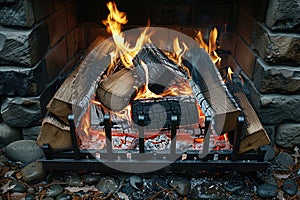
[37,37,269,153]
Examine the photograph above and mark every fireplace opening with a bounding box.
[1,0,299,174]
[31,0,275,173]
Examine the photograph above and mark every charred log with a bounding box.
[131,96,199,130]
[133,43,185,94]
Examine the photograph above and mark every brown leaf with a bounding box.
[65,185,98,193]
[116,192,129,200]
[4,170,15,178]
[0,166,10,177]
[10,192,26,200]
[273,171,291,179]
[15,172,23,180]
[0,181,16,193]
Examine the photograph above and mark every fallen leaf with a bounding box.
[291,146,300,163]
[4,170,15,178]
[116,192,129,200]
[15,172,23,180]
[65,185,98,193]
[0,181,16,193]
[0,166,10,177]
[276,190,285,200]
[273,171,291,179]
[10,192,26,200]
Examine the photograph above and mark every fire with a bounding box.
[227,66,234,82]
[102,2,152,71]
[195,27,221,66]
[172,37,188,67]
[77,2,232,151]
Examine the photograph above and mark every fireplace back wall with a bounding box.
[0,0,299,149]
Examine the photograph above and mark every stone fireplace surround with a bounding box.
[0,0,299,149]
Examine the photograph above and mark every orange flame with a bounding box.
[227,66,234,82]
[102,2,152,70]
[195,27,221,66]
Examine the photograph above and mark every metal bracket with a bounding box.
[171,115,178,155]
[232,115,245,161]
[138,115,145,154]
[103,113,113,159]
[68,114,81,160]
[199,116,212,158]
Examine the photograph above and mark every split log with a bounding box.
[37,114,72,151]
[183,48,242,133]
[96,68,141,111]
[227,75,270,153]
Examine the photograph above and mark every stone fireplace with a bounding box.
[0,0,299,149]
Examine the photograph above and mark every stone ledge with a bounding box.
[276,123,300,148]
[243,72,300,125]
[253,58,300,94]
[1,78,61,127]
[0,23,49,66]
[252,22,300,66]
[0,61,47,96]
[266,0,300,32]
[0,0,34,27]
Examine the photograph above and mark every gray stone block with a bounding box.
[0,0,34,27]
[1,79,61,127]
[0,23,49,66]
[243,72,300,125]
[1,96,43,127]
[0,61,47,96]
[22,126,41,140]
[252,23,300,66]
[253,58,300,94]
[276,123,300,148]
[0,122,22,147]
[266,0,300,32]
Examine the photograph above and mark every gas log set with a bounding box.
[36,1,272,173]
